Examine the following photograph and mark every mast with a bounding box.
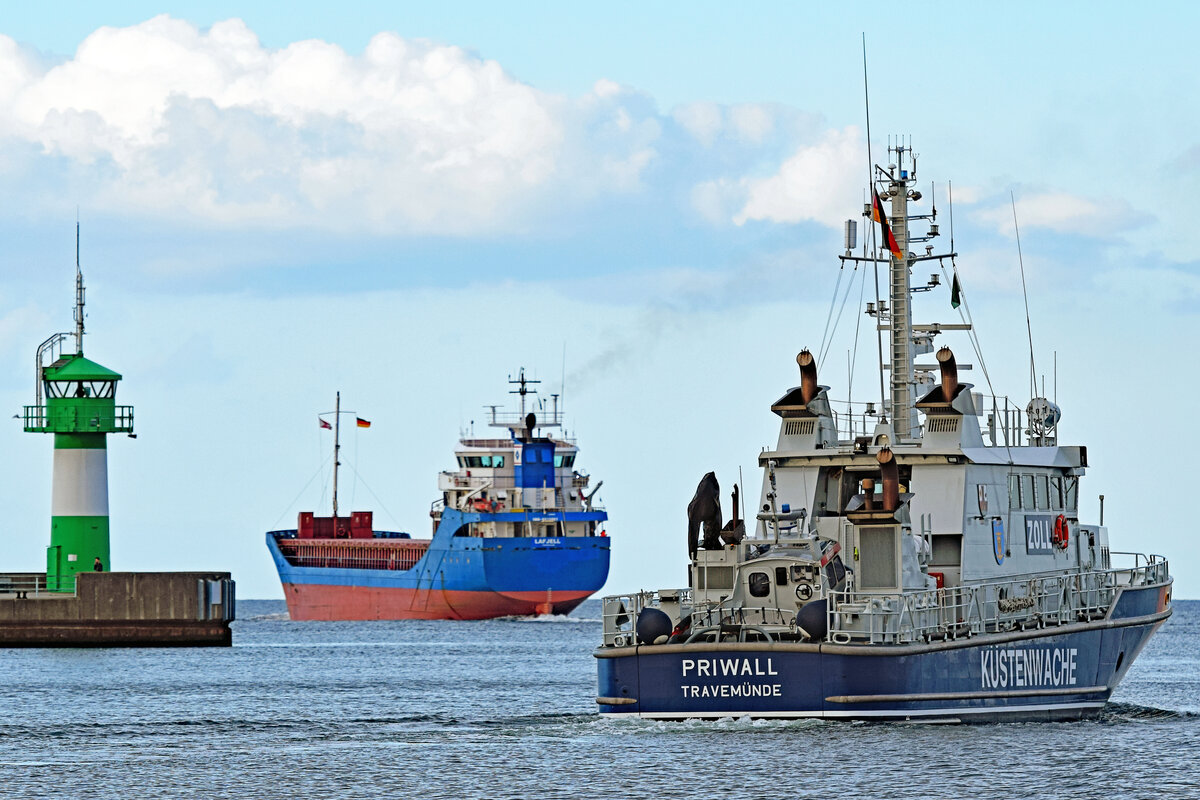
[73,222,85,355]
[332,391,341,518]
[885,145,915,439]
[510,367,539,417]
[841,140,959,442]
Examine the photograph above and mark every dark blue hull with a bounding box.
[596,586,1170,721]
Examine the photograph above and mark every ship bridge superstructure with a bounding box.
[434,368,604,540]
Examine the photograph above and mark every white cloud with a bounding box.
[973,191,1151,237]
[0,16,673,234]
[732,126,863,228]
[728,104,773,143]
[673,102,723,146]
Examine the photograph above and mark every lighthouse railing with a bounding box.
[22,404,135,433]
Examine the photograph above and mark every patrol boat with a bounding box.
[268,370,610,620]
[595,143,1172,721]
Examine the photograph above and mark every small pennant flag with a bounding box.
[872,189,903,259]
[950,273,962,309]
[319,418,332,430]
[356,417,371,428]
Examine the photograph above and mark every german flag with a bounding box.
[356,417,371,428]
[872,189,903,259]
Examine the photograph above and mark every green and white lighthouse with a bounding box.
[23,235,134,592]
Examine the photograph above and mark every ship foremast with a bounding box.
[839,142,964,445]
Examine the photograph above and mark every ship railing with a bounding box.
[488,410,564,427]
[1109,551,1170,586]
[827,556,1169,644]
[688,605,795,631]
[441,473,519,490]
[828,394,1034,446]
[440,472,593,492]
[601,589,694,647]
[277,540,431,572]
[0,572,68,598]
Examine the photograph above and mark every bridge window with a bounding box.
[462,456,505,468]
[748,572,770,598]
[554,454,575,468]
[1008,474,1021,509]
[824,556,846,588]
[774,566,788,586]
[1050,477,1063,511]
[1064,477,1079,511]
[1021,475,1034,511]
[1035,475,1049,510]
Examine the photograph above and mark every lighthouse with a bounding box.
[22,231,134,591]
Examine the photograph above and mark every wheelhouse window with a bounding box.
[1008,474,1021,509]
[1050,476,1063,511]
[1064,477,1079,511]
[1035,474,1049,510]
[1021,474,1034,511]
[824,555,846,588]
[553,453,576,468]
[748,572,770,598]
[461,455,504,468]
[774,566,788,586]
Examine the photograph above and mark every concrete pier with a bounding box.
[0,571,234,647]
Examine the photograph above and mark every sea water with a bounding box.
[1,600,1196,799]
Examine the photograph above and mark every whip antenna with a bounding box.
[1011,192,1038,400]
[862,34,886,415]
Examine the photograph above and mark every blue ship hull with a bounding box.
[596,585,1169,721]
[270,508,611,620]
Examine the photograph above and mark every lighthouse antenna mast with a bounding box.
[74,221,85,355]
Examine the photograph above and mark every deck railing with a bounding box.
[276,540,431,572]
[826,553,1169,645]
[598,553,1169,647]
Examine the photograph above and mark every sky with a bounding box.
[1,2,1198,599]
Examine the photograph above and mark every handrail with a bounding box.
[0,572,72,597]
[598,554,1169,647]
[685,624,774,644]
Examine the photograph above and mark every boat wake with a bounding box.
[1100,702,1199,722]
[494,614,599,624]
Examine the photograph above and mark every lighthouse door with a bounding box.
[46,545,62,591]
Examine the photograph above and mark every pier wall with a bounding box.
[0,571,234,647]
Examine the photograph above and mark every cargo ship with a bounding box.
[267,371,610,620]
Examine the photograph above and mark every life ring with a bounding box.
[1053,514,1069,549]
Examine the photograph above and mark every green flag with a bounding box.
[950,273,961,309]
